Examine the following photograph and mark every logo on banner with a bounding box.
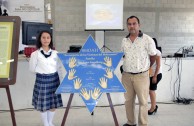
[56,35,126,113]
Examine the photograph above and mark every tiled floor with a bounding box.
[0,103,194,126]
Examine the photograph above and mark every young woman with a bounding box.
[148,38,162,115]
[29,31,63,126]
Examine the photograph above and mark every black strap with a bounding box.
[40,50,52,58]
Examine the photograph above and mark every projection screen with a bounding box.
[86,0,123,30]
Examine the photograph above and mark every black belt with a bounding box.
[126,70,148,75]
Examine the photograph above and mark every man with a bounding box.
[121,16,156,126]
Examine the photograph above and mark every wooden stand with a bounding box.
[0,85,16,126]
[0,16,21,126]
[61,93,119,126]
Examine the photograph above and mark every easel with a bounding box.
[60,32,119,126]
[0,85,16,126]
[100,30,118,125]
[100,30,113,52]
[0,16,21,126]
[61,93,119,126]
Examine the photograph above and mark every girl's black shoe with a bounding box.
[148,105,158,115]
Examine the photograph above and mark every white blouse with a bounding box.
[29,48,60,74]
[150,49,162,77]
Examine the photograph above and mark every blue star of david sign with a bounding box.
[56,35,126,113]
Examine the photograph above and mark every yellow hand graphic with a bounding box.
[103,56,112,67]
[73,78,82,89]
[99,77,108,88]
[69,57,77,68]
[104,68,113,79]
[91,88,102,100]
[80,88,90,100]
[68,69,77,80]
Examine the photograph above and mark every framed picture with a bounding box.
[0,16,21,85]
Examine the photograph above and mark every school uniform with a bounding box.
[29,48,63,112]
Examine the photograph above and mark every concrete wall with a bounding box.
[51,0,194,56]
[0,58,194,110]
[1,0,194,110]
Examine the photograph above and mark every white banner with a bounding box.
[0,0,45,50]
[1,0,45,22]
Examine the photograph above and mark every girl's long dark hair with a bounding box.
[36,30,53,49]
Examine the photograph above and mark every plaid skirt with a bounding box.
[32,72,63,112]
